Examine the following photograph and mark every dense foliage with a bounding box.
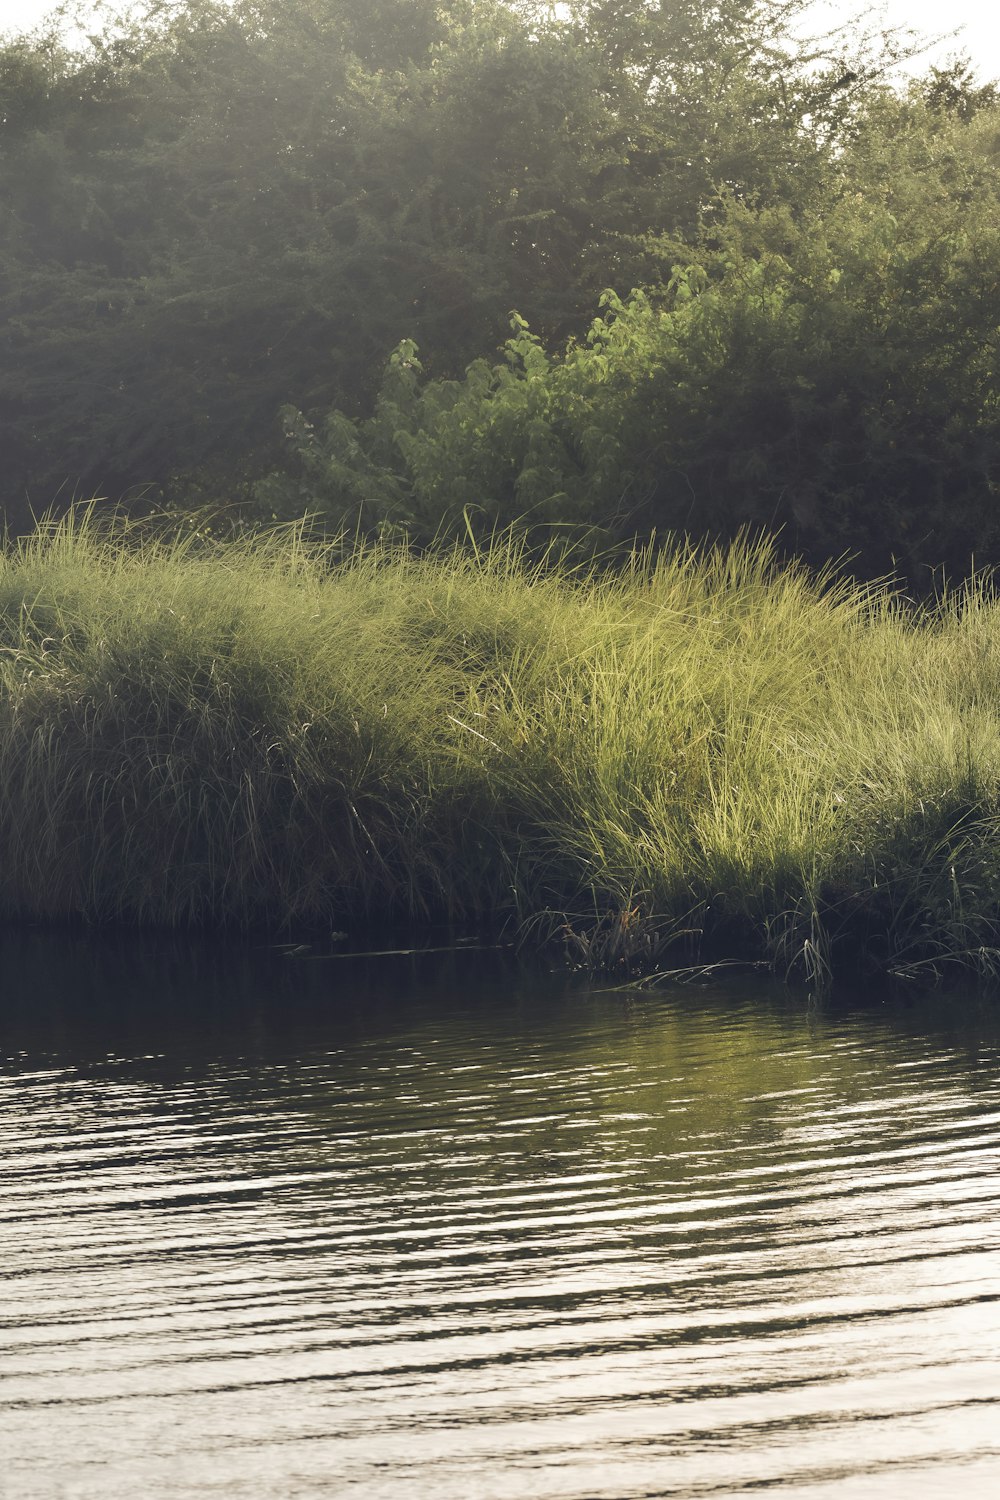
[0,0,997,575]
[262,90,1000,577]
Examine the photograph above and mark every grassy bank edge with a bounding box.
[2,511,1000,992]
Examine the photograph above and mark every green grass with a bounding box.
[3,509,1000,985]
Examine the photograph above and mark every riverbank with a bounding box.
[2,513,999,986]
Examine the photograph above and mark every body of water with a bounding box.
[2,934,999,1497]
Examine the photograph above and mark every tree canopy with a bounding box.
[1,0,996,578]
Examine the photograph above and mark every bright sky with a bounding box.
[799,2,1000,79]
[0,0,997,81]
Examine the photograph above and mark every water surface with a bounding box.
[2,933,999,1497]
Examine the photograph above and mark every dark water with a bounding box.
[2,934,1000,1498]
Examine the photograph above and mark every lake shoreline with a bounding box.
[2,513,1000,991]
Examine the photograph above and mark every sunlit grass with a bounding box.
[2,509,1000,984]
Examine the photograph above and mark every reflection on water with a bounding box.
[2,931,1000,1498]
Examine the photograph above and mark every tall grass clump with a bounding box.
[3,509,1000,984]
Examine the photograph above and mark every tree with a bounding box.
[258,87,1000,580]
[0,0,910,523]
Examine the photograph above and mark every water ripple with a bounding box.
[2,950,1000,1497]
